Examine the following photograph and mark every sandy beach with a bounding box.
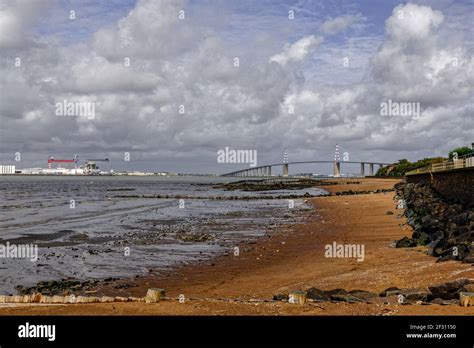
[1,178,473,315]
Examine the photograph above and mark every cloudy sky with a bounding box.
[0,0,473,174]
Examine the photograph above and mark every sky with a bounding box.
[0,0,473,174]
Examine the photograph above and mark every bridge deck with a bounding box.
[221,160,391,176]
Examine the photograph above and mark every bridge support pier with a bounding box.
[360,162,365,177]
[283,163,288,177]
[369,163,374,176]
[333,161,341,177]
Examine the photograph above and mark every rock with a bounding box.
[348,290,378,301]
[395,183,473,263]
[369,296,398,305]
[395,236,417,248]
[386,290,401,297]
[401,288,430,302]
[429,279,473,300]
[306,288,330,302]
[272,294,289,301]
[460,292,474,307]
[288,291,307,305]
[412,231,431,246]
[386,211,394,215]
[0,295,6,303]
[380,287,400,297]
[128,296,142,302]
[145,288,166,303]
[462,284,474,292]
[326,288,347,296]
[330,294,364,303]
[430,298,459,306]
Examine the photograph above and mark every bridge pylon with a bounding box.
[333,161,341,177]
[333,144,341,177]
[282,150,289,176]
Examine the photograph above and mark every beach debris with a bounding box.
[64,295,76,303]
[128,296,143,302]
[100,296,115,303]
[114,296,129,302]
[459,292,474,307]
[52,295,66,303]
[39,296,53,304]
[12,295,23,303]
[145,288,166,303]
[288,291,307,305]
[0,293,144,304]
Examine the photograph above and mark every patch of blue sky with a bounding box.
[35,0,137,45]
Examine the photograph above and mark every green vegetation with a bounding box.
[376,144,472,176]
[448,146,473,159]
[376,158,445,176]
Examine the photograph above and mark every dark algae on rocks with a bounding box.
[394,182,473,263]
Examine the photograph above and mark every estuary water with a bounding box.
[0,175,326,294]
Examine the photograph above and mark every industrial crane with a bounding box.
[47,155,78,169]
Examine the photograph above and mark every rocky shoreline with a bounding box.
[394,182,473,263]
[273,278,474,306]
[214,179,361,191]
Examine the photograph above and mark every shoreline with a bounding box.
[1,178,473,315]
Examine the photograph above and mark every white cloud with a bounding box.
[321,14,361,35]
[269,35,323,65]
[0,1,472,172]
[0,0,48,49]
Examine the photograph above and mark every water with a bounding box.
[0,176,327,294]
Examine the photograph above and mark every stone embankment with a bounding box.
[394,182,473,263]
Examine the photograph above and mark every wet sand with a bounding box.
[1,178,473,315]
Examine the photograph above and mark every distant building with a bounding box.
[0,165,15,174]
